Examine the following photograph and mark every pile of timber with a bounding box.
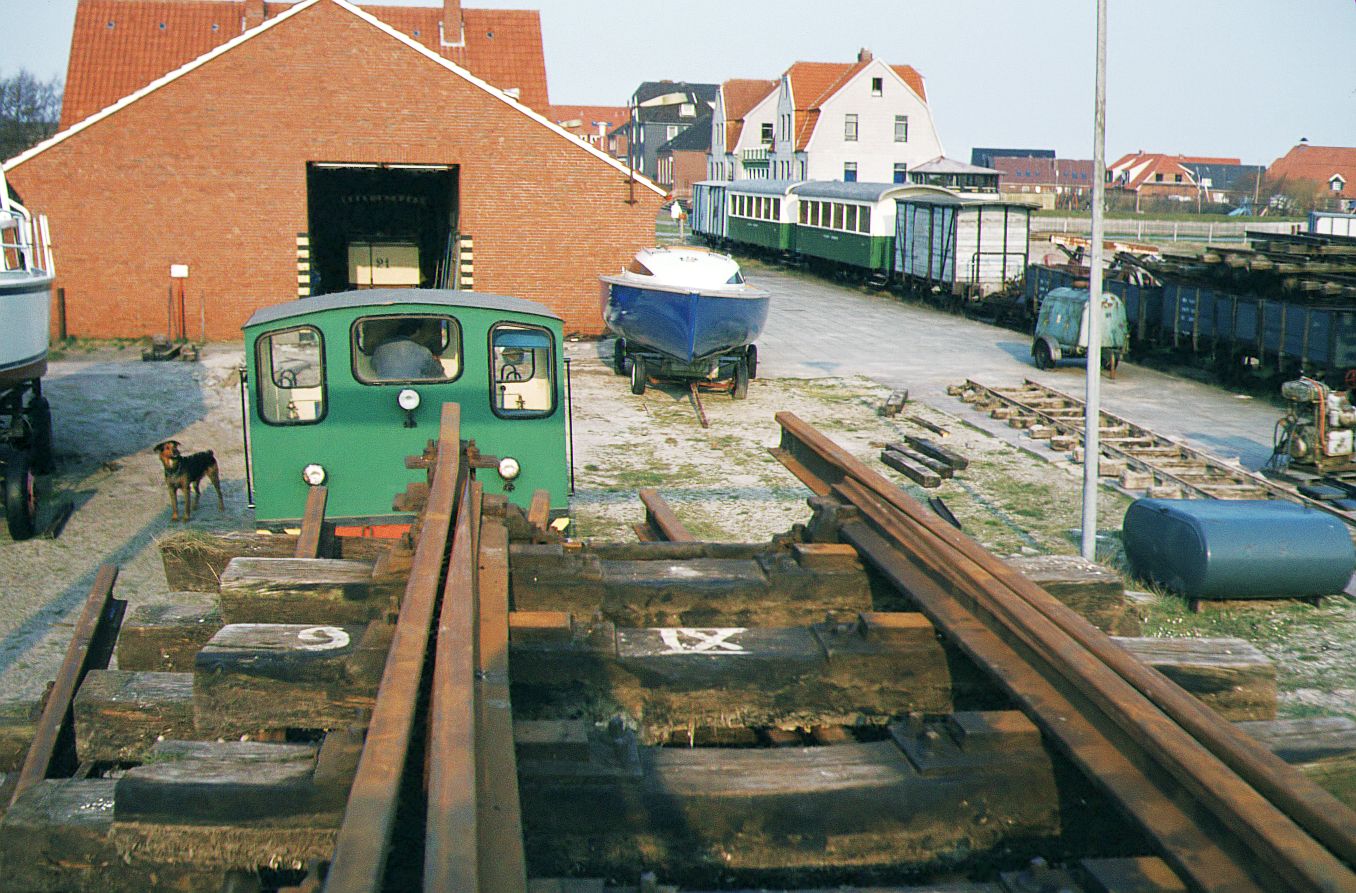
[880,435,969,488]
[1128,230,1356,302]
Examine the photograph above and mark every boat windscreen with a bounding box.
[626,259,654,276]
[727,272,745,285]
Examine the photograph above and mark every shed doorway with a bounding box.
[306,163,459,296]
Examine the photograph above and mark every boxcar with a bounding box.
[726,179,802,252]
[242,288,568,530]
[690,180,729,243]
[895,192,1033,300]
[791,181,913,273]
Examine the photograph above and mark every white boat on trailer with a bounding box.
[0,168,56,539]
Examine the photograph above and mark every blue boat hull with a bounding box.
[601,280,770,364]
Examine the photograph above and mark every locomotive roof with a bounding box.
[243,288,563,329]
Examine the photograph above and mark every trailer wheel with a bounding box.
[1033,340,1054,370]
[732,358,749,400]
[25,396,54,474]
[629,356,647,396]
[5,453,37,541]
[612,338,627,375]
[745,344,758,380]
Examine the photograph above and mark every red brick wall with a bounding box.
[670,149,709,202]
[8,1,661,340]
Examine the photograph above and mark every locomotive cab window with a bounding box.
[491,324,555,417]
[353,315,461,384]
[257,326,325,425]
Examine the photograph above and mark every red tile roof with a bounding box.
[60,0,549,129]
[550,104,628,148]
[720,78,776,153]
[1268,144,1356,199]
[1108,152,1241,191]
[785,59,926,151]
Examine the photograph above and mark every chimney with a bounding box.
[857,47,873,63]
[442,0,464,47]
[244,0,264,30]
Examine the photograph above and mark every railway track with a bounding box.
[4,404,1356,891]
[956,378,1356,525]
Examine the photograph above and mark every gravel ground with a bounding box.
[2,268,1353,723]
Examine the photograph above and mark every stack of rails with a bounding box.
[6,406,1356,890]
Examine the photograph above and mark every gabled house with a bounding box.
[1267,143,1356,212]
[4,0,665,340]
[707,78,778,181]
[60,0,551,124]
[552,105,630,160]
[622,81,718,182]
[768,49,942,183]
[657,117,712,200]
[1108,151,1241,207]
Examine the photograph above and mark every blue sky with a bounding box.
[2,0,1353,165]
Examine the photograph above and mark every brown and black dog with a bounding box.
[154,440,224,522]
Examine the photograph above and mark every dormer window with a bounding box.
[680,103,695,117]
[1332,175,1347,193]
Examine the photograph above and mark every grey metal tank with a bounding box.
[1122,498,1355,600]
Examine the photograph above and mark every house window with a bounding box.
[680,103,695,117]
[844,114,858,142]
[893,162,907,184]
[761,122,773,144]
[871,77,883,96]
[1333,176,1346,192]
[844,162,857,183]
[1154,173,1164,182]
[894,115,908,142]
[1174,173,1183,183]
[666,125,678,141]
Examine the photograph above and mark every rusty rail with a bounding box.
[772,411,1356,893]
[324,405,463,892]
[634,487,696,542]
[9,564,125,806]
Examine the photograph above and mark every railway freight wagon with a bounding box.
[690,180,729,242]
[242,288,569,530]
[791,181,912,274]
[1026,264,1356,386]
[895,192,1034,302]
[726,179,802,253]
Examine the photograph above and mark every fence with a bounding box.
[1031,216,1302,244]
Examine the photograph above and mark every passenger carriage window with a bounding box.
[490,324,555,418]
[857,206,870,233]
[256,325,325,425]
[353,314,461,384]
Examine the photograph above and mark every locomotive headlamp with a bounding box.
[302,463,327,486]
[497,456,521,481]
[397,388,421,411]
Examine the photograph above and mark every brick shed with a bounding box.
[3,0,665,340]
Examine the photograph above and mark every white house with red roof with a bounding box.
[707,78,779,181]
[1108,151,1242,204]
[767,49,942,183]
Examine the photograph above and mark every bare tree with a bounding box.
[0,70,63,162]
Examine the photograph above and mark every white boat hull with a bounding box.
[0,273,53,383]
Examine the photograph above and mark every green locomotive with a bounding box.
[242,288,568,531]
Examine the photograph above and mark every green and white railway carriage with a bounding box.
[726,179,802,252]
[895,191,1033,300]
[791,181,912,273]
[690,180,730,243]
[242,288,568,530]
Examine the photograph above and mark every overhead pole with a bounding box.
[1082,0,1108,561]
